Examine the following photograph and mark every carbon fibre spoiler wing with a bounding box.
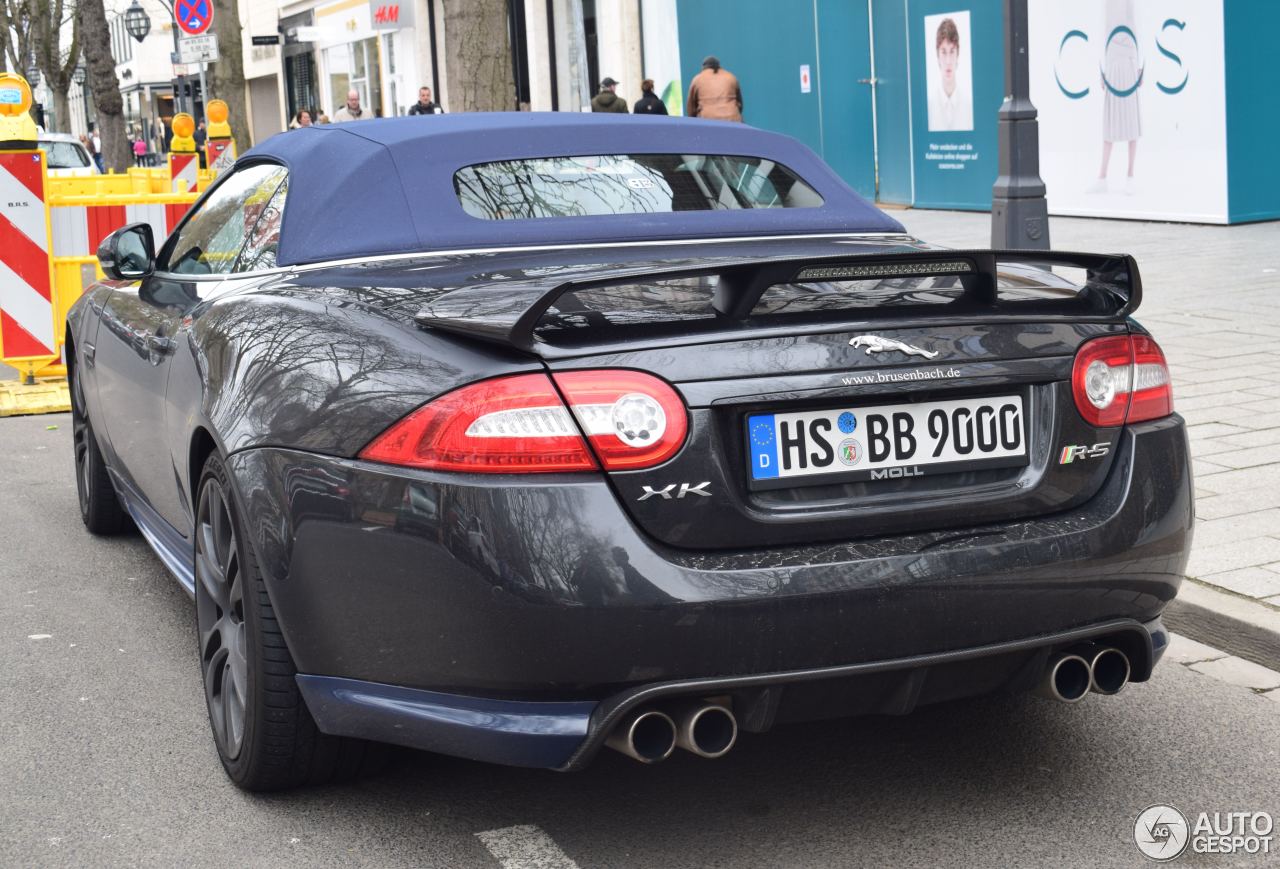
[413,249,1141,355]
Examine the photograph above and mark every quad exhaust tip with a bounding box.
[605,700,739,764]
[1037,645,1131,703]
[604,708,677,764]
[1037,652,1092,703]
[1086,646,1131,695]
[672,700,738,759]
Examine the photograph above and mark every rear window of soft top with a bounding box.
[454,153,824,220]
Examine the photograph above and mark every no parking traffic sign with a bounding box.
[175,0,213,36]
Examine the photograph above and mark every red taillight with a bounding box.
[358,370,688,473]
[1071,334,1173,427]
[1127,335,1174,423]
[553,370,688,470]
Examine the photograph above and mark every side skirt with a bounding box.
[109,468,196,597]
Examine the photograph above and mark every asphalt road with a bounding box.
[3,412,1278,868]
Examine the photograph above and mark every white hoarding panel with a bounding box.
[1030,1,1227,223]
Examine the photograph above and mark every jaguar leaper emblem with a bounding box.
[848,335,939,359]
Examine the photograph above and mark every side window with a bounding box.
[234,177,288,272]
[162,164,287,276]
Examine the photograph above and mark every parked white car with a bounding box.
[37,132,99,176]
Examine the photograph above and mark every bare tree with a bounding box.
[30,0,79,132]
[0,0,35,75]
[76,0,129,170]
[441,0,515,112]
[208,0,249,146]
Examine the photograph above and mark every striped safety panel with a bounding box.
[0,151,56,359]
[170,153,199,193]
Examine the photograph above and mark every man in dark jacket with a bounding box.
[407,86,444,115]
[591,77,628,113]
[633,79,668,115]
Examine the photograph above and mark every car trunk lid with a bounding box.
[414,242,1141,549]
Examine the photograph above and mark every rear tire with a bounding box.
[195,452,380,791]
[71,366,130,535]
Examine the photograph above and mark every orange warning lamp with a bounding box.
[0,72,38,148]
[206,99,231,139]
[170,112,196,153]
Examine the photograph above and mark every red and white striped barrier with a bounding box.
[170,153,198,193]
[50,202,182,257]
[0,150,56,361]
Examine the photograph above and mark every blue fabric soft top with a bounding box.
[241,113,905,267]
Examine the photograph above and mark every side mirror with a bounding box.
[97,223,155,280]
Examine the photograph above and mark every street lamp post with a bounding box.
[123,0,185,116]
[991,0,1050,250]
[73,63,88,134]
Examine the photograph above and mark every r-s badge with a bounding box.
[1059,442,1110,464]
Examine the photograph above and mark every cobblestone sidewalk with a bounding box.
[899,210,1280,606]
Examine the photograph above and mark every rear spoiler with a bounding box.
[414,249,1141,354]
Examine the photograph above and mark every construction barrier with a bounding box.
[1,76,230,411]
[0,149,58,375]
[0,181,201,385]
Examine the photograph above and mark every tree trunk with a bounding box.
[77,0,131,172]
[209,0,250,147]
[30,0,78,132]
[50,88,71,133]
[441,0,515,112]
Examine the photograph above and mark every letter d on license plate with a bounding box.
[746,395,1027,490]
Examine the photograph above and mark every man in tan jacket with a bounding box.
[686,56,743,122]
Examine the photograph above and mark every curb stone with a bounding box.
[1164,578,1280,673]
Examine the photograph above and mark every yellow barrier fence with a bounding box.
[2,73,229,414]
[1,182,201,382]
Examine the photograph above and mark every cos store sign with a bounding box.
[1029,1,1229,223]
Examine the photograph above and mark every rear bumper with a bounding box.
[226,414,1191,763]
[296,615,1170,770]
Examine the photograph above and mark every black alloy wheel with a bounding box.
[196,472,249,761]
[193,453,381,790]
[70,365,130,534]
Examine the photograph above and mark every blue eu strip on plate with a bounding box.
[748,414,779,480]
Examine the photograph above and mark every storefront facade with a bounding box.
[673,0,1278,224]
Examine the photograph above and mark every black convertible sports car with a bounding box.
[68,114,1192,790]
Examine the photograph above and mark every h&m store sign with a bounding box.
[369,0,412,29]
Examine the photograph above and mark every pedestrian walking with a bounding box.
[407,86,444,115]
[90,127,104,172]
[333,90,367,123]
[591,77,628,113]
[194,120,208,168]
[686,56,742,122]
[132,136,147,165]
[633,79,668,115]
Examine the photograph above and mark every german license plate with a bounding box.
[746,395,1027,488]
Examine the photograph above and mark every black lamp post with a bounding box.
[124,0,152,42]
[26,55,41,88]
[991,0,1050,250]
[74,63,90,133]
